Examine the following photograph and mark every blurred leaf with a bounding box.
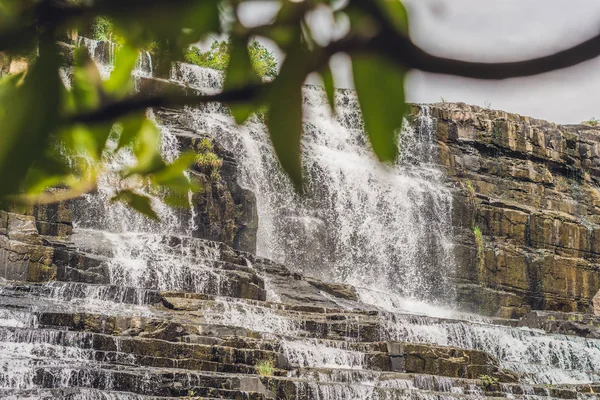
[0,42,60,197]
[112,190,158,220]
[127,119,165,176]
[352,54,406,162]
[163,190,191,208]
[152,152,198,191]
[266,43,308,191]
[70,124,102,161]
[117,112,145,150]
[375,0,409,34]
[89,124,114,159]
[23,150,71,194]
[268,26,295,49]
[71,47,103,112]
[224,37,260,124]
[105,44,138,98]
[23,170,64,195]
[320,65,335,112]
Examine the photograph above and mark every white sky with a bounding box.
[239,0,600,124]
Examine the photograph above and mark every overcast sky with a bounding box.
[240,0,600,124]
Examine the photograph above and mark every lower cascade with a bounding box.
[2,49,600,400]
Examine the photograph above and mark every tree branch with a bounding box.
[68,83,268,124]
[373,28,600,80]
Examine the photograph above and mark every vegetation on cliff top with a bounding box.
[582,118,599,127]
[185,40,277,79]
[0,0,599,218]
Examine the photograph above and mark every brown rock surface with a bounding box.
[421,102,600,317]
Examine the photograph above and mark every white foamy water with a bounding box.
[174,64,455,304]
[282,339,365,369]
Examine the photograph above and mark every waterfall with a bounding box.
[76,37,154,78]
[175,64,455,306]
[3,49,600,399]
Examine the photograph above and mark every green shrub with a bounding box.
[465,180,475,199]
[195,138,222,181]
[478,374,499,389]
[198,138,214,153]
[473,226,483,249]
[184,39,277,79]
[582,118,599,127]
[255,359,275,376]
[195,152,222,170]
[91,17,114,42]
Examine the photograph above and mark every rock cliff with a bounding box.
[424,103,600,318]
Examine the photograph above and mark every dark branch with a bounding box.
[373,29,600,80]
[68,83,267,124]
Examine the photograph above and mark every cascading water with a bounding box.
[177,63,455,305]
[1,44,600,399]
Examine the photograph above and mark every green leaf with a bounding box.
[71,47,103,113]
[266,43,308,191]
[105,44,138,98]
[0,43,61,197]
[376,0,409,34]
[151,152,199,191]
[320,65,335,112]
[224,38,260,124]
[163,190,191,208]
[112,190,159,220]
[127,119,166,176]
[352,54,407,162]
[23,151,71,194]
[117,112,145,150]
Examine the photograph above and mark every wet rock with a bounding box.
[153,108,259,253]
[518,310,600,338]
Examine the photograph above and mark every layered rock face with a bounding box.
[426,103,600,318]
[154,108,258,253]
[0,202,72,283]
[3,202,600,399]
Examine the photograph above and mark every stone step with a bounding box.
[0,377,585,400]
[0,294,595,399]
[3,277,600,395]
[0,281,163,306]
[0,360,273,398]
[52,247,266,301]
[0,325,289,372]
[259,375,534,400]
[0,312,519,384]
[70,231,248,268]
[0,289,159,320]
[71,229,360,310]
[0,388,174,399]
[288,369,587,399]
[19,303,598,384]
[518,310,600,339]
